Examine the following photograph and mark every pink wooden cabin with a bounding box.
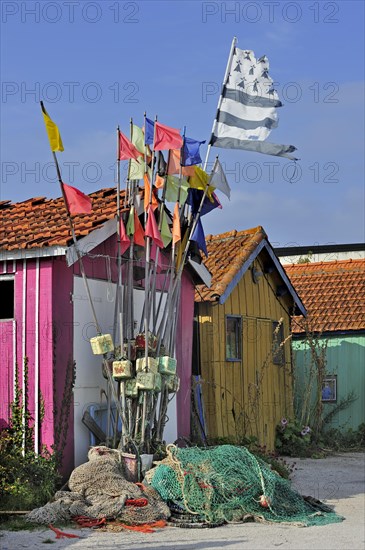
[0,189,210,476]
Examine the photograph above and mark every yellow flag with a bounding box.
[176,225,189,270]
[41,102,64,152]
[188,166,215,201]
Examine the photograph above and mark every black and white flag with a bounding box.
[210,46,297,160]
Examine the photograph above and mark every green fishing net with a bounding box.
[149,445,343,526]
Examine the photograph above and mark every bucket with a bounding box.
[140,453,153,476]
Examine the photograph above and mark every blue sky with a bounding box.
[1,0,364,247]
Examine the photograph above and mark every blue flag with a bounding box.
[144,117,154,145]
[191,218,207,256]
[187,188,222,217]
[182,137,206,166]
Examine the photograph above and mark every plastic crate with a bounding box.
[165,374,180,393]
[113,360,132,380]
[136,356,159,374]
[125,378,138,398]
[90,334,114,355]
[158,356,177,375]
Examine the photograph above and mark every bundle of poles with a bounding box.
[110,114,216,454]
[46,105,218,456]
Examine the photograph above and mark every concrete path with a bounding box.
[1,452,364,550]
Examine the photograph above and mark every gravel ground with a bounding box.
[1,452,364,550]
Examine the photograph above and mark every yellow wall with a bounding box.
[197,257,294,450]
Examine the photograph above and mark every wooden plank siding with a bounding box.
[198,257,293,450]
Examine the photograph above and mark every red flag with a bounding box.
[133,208,145,247]
[172,202,181,245]
[145,206,164,248]
[119,130,143,161]
[62,183,92,215]
[154,122,183,151]
[119,215,130,255]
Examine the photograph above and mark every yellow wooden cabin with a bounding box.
[194,227,306,450]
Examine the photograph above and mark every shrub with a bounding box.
[0,358,61,511]
[275,418,313,457]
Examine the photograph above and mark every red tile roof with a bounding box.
[195,227,267,302]
[0,188,127,251]
[285,259,365,333]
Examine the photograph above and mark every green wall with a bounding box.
[293,333,365,431]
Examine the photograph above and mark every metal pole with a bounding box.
[203,36,237,171]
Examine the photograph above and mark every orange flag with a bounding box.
[167,149,195,176]
[172,203,181,245]
[154,174,165,189]
[143,173,158,212]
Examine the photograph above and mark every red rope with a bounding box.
[125,498,148,507]
[72,516,107,528]
[112,519,167,533]
[49,524,80,539]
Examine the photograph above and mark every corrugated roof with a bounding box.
[285,259,365,333]
[0,188,127,251]
[195,226,267,302]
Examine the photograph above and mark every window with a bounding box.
[322,376,337,403]
[0,278,14,319]
[226,316,242,361]
[272,321,285,365]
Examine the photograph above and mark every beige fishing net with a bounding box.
[26,446,170,525]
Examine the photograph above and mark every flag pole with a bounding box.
[159,128,186,354]
[203,36,237,171]
[141,115,158,449]
[40,102,130,449]
[50,150,102,334]
[116,124,130,448]
[40,99,101,334]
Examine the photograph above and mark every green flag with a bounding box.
[165,176,189,205]
[128,124,148,180]
[160,209,172,248]
[126,206,135,236]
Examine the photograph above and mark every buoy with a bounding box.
[259,495,271,508]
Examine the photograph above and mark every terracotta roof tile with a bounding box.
[195,226,267,302]
[0,188,130,251]
[285,259,365,333]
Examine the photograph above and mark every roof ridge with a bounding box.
[206,226,266,243]
[286,258,365,270]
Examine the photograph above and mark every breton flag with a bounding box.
[210,42,297,160]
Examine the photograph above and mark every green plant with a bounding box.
[0,358,61,511]
[321,423,365,452]
[275,418,313,457]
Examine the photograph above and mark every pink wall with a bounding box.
[52,257,74,475]
[0,320,15,429]
[0,234,197,472]
[175,271,195,439]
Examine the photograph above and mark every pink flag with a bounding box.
[119,215,130,255]
[145,206,164,248]
[119,130,143,161]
